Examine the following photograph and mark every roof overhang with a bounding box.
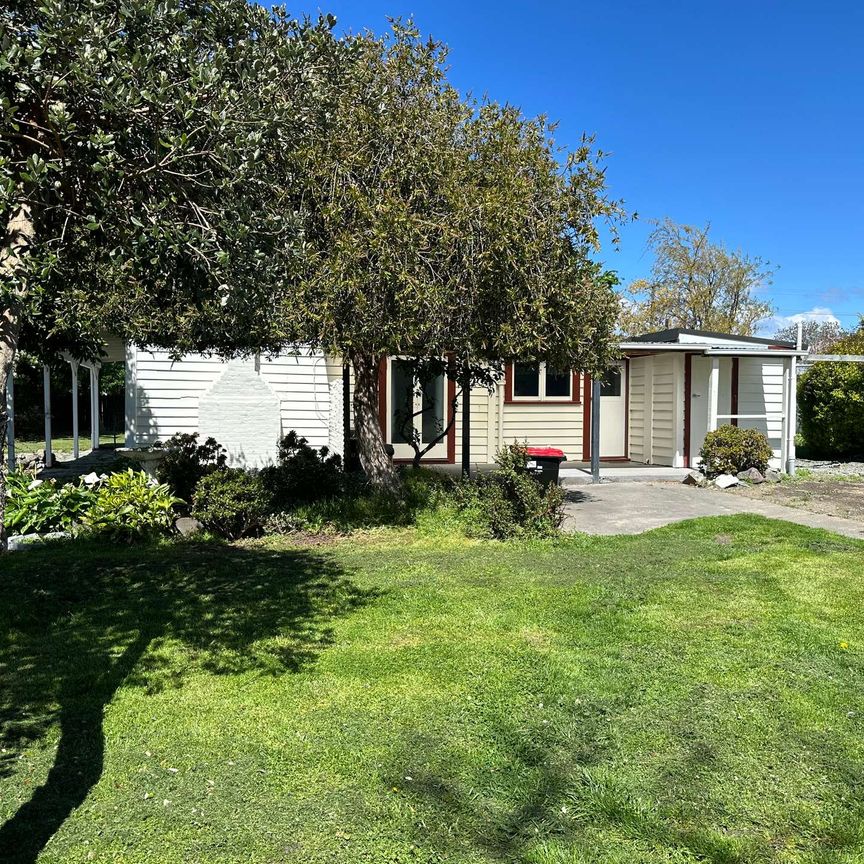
[620,341,808,358]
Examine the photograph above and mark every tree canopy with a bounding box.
[0,0,339,545]
[619,218,774,337]
[1,0,338,361]
[2,4,624,508]
[773,319,847,352]
[287,24,623,487]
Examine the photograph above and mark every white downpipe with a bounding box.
[90,366,100,451]
[497,378,504,455]
[71,360,80,459]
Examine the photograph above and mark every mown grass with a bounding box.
[2,516,864,863]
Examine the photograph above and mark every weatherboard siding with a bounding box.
[128,347,333,456]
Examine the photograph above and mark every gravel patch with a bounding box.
[796,459,864,477]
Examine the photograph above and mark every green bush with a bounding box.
[4,472,97,535]
[192,469,271,539]
[798,362,864,457]
[272,467,453,535]
[260,431,345,509]
[699,425,774,477]
[82,470,180,540]
[456,444,565,540]
[155,432,227,505]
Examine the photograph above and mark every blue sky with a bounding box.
[296,0,864,335]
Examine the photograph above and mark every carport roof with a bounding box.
[626,328,797,348]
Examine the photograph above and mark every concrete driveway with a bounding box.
[562,481,864,539]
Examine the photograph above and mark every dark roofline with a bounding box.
[626,328,796,349]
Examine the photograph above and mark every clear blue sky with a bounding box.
[296,0,864,334]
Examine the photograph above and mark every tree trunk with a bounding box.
[0,201,35,552]
[351,350,400,494]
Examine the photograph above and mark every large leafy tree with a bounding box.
[773,319,847,352]
[619,218,774,337]
[0,0,339,546]
[291,24,623,490]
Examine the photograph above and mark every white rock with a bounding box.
[764,468,782,483]
[82,472,101,485]
[714,474,740,489]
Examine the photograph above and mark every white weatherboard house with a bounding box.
[4,329,807,473]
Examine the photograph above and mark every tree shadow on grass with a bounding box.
[0,538,376,864]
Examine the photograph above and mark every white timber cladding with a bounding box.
[454,384,492,465]
[627,354,684,467]
[127,346,335,456]
[627,357,650,463]
[648,353,680,466]
[499,400,583,461]
[736,356,785,467]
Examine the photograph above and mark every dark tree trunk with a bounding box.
[351,351,400,494]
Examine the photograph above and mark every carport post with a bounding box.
[591,377,601,483]
[786,354,797,475]
[707,357,720,432]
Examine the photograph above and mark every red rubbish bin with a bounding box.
[525,447,567,487]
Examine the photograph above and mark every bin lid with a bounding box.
[526,446,566,460]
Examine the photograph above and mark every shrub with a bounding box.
[699,425,774,477]
[192,469,271,539]
[798,362,864,457]
[260,431,345,509]
[270,467,454,535]
[456,443,565,540]
[82,470,180,540]
[4,472,97,535]
[156,432,227,505]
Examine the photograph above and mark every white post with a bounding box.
[43,364,52,467]
[780,359,790,472]
[786,355,797,475]
[5,367,14,471]
[707,356,720,432]
[90,365,100,451]
[70,360,80,459]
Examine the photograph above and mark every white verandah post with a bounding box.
[5,367,14,471]
[780,357,791,473]
[707,356,720,433]
[43,364,52,467]
[70,360,80,459]
[90,365,100,451]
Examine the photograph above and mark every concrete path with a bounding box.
[562,481,864,539]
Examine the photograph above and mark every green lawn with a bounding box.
[2,518,864,863]
[13,434,123,455]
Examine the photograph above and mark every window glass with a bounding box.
[390,360,414,443]
[421,374,445,443]
[600,368,622,397]
[545,366,571,398]
[513,362,540,398]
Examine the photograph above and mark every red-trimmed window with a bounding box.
[506,362,580,403]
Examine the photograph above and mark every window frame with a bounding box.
[505,362,581,404]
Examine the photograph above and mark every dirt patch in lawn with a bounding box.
[733,478,864,521]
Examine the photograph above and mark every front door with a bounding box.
[387,359,450,461]
[599,361,627,458]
